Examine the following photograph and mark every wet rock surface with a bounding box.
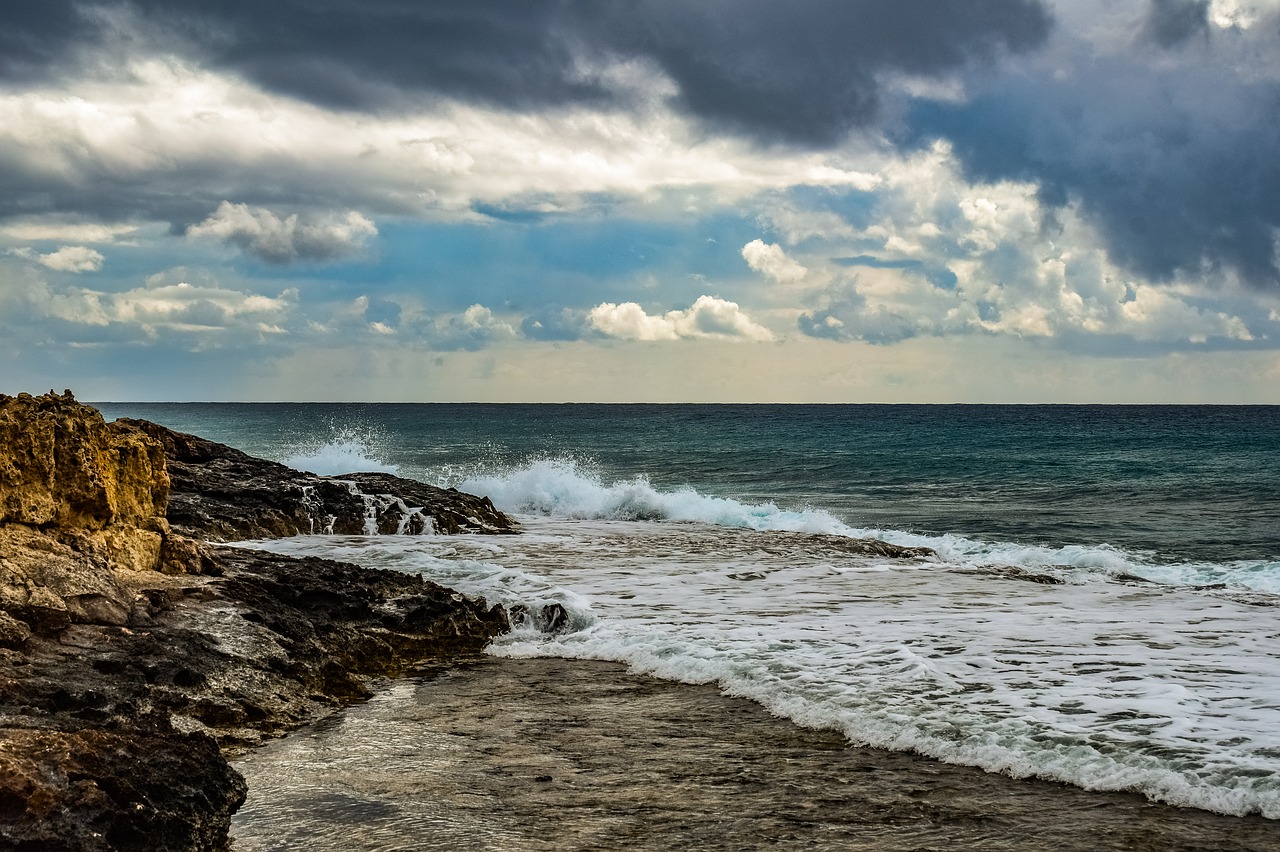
[118,419,516,540]
[747,529,935,560]
[0,726,245,852]
[0,393,513,850]
[233,657,1280,852]
[0,548,508,851]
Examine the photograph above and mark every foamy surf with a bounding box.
[461,458,1280,595]
[241,516,1280,820]
[463,458,848,531]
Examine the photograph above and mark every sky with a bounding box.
[2,0,1279,402]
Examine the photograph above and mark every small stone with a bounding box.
[0,610,31,649]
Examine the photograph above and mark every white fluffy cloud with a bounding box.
[589,296,773,341]
[1,222,138,243]
[9,245,106,273]
[408,304,517,351]
[741,239,809,284]
[0,260,298,347]
[38,246,105,273]
[188,202,377,264]
[786,141,1263,349]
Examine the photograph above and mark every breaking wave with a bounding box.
[461,458,1280,594]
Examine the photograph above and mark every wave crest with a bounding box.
[461,457,1280,594]
[461,458,848,532]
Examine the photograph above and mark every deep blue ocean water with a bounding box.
[95,403,1278,564]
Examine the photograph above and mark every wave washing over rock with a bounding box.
[247,450,1280,823]
[0,392,515,850]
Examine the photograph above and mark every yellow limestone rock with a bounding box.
[0,390,168,531]
[0,390,181,634]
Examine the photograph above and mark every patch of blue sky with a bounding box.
[374,212,761,312]
[777,184,880,238]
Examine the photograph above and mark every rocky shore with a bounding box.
[15,391,1267,852]
[0,391,515,851]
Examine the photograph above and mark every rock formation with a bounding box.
[119,418,516,540]
[0,391,181,642]
[0,392,512,850]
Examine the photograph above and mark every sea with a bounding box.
[92,403,1280,820]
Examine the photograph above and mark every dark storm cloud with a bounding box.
[1143,0,1210,48]
[0,166,210,230]
[5,0,1052,146]
[907,51,1280,290]
[0,1,88,83]
[141,0,607,113]
[583,0,1054,145]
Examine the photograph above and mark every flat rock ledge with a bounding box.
[0,392,511,851]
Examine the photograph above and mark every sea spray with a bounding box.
[280,427,400,476]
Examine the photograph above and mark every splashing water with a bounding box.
[280,427,399,476]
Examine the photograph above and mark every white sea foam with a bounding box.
[240,518,1280,820]
[279,430,399,476]
[464,459,848,531]
[461,458,1280,594]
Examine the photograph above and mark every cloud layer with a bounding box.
[905,3,1280,289]
[1,0,1279,401]
[3,1,1050,143]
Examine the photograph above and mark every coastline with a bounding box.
[233,656,1280,852]
[0,393,515,849]
[5,393,1276,849]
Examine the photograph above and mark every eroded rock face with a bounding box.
[0,391,167,533]
[0,727,245,852]
[0,392,193,643]
[0,548,508,850]
[118,419,517,541]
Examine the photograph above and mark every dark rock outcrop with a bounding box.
[118,419,516,540]
[0,393,513,850]
[773,529,935,560]
[0,727,245,852]
[0,548,509,850]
